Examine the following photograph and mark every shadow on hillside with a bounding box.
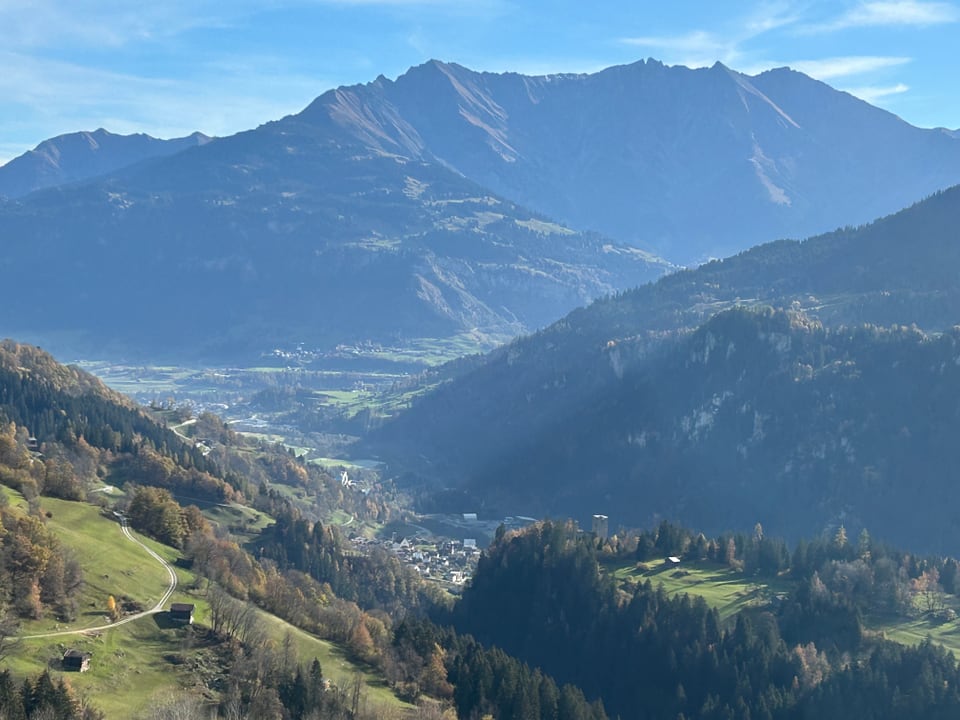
[153,612,179,630]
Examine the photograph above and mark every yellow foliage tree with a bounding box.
[420,643,454,699]
[106,595,118,621]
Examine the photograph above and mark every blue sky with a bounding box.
[1,0,959,164]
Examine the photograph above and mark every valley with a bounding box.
[3,30,960,716]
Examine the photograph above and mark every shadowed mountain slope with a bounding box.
[369,187,960,552]
[0,112,666,362]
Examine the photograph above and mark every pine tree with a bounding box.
[834,525,848,549]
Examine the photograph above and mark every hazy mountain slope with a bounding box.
[369,187,960,550]
[379,309,960,553]
[0,339,212,467]
[0,128,211,199]
[0,114,667,362]
[5,57,958,362]
[303,59,960,263]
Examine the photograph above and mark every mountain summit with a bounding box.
[2,58,959,362]
[0,128,211,199]
[298,59,960,263]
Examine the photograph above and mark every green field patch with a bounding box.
[249,606,412,711]
[9,616,214,719]
[201,502,274,541]
[232,431,313,459]
[264,483,309,504]
[866,615,960,657]
[16,497,175,634]
[328,510,354,526]
[309,456,383,470]
[10,602,409,719]
[0,484,28,510]
[234,431,287,443]
[315,390,368,407]
[610,559,791,623]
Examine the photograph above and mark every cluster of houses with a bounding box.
[351,534,481,587]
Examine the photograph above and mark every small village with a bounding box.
[351,530,482,589]
[350,513,557,589]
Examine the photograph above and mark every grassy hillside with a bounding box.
[0,488,409,718]
[608,554,960,662]
[610,558,791,624]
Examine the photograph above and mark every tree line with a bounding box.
[448,519,960,719]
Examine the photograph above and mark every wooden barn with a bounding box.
[169,603,195,624]
[62,649,91,672]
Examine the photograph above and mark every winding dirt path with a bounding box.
[21,516,179,640]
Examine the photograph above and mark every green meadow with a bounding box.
[1,490,409,718]
[610,558,791,623]
[610,557,960,661]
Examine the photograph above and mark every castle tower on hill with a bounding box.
[592,514,609,541]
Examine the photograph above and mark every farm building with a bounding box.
[62,649,91,672]
[169,603,195,624]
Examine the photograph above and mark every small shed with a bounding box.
[63,649,91,672]
[169,603,195,624]
[667,556,681,567]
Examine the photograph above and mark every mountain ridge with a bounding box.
[3,57,960,361]
[0,113,668,362]
[296,58,960,263]
[0,128,211,199]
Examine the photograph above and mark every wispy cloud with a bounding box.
[0,50,324,147]
[0,1,237,49]
[843,83,911,103]
[804,1,960,32]
[621,30,729,54]
[620,3,802,68]
[620,30,742,68]
[742,3,804,34]
[785,55,911,79]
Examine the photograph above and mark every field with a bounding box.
[200,502,274,542]
[77,329,501,408]
[609,556,960,663]
[609,558,791,623]
[0,489,409,718]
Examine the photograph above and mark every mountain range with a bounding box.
[2,58,960,362]
[303,58,960,263]
[0,125,665,362]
